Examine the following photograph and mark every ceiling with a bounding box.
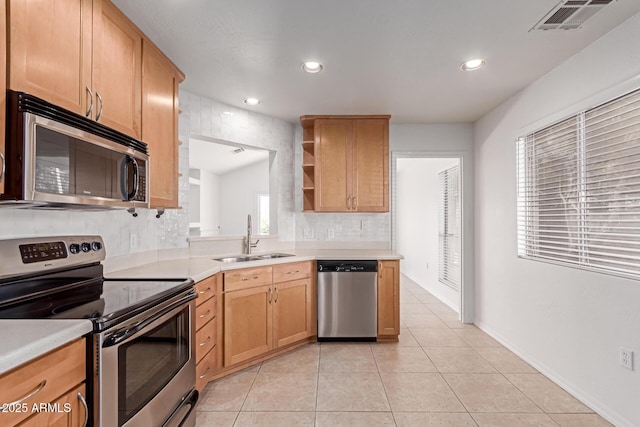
[113,0,640,124]
[189,138,270,175]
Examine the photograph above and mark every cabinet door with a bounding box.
[92,0,142,138]
[224,285,273,366]
[273,279,312,348]
[0,0,6,195]
[19,384,87,427]
[8,0,92,116]
[314,119,352,212]
[142,40,182,208]
[377,260,400,338]
[353,119,389,212]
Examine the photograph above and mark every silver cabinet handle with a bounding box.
[85,87,93,118]
[198,287,212,295]
[6,380,46,407]
[346,196,351,210]
[0,151,5,183]
[274,287,278,303]
[286,270,300,275]
[241,276,259,282]
[199,366,211,380]
[352,196,357,210]
[199,336,211,347]
[269,287,272,304]
[199,309,211,318]
[96,91,103,122]
[77,392,89,427]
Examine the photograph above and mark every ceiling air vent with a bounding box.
[531,0,614,31]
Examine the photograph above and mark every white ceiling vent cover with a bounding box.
[531,0,614,31]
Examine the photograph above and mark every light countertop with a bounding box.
[0,319,92,375]
[3,248,401,376]
[106,249,402,282]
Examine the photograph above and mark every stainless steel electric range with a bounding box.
[0,235,198,427]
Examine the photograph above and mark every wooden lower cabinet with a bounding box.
[223,284,273,367]
[377,260,400,339]
[18,384,87,427]
[0,339,87,427]
[273,279,314,348]
[194,275,219,393]
[222,261,316,370]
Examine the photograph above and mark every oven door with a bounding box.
[97,292,197,427]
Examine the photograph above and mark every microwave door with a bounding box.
[35,125,125,201]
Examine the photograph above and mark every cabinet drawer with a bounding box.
[272,261,311,283]
[0,339,85,426]
[224,266,272,291]
[195,318,216,363]
[195,275,217,305]
[195,295,216,331]
[195,348,216,392]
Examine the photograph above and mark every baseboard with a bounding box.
[474,320,635,427]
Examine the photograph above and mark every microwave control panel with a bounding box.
[19,241,68,264]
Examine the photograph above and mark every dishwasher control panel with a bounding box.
[317,260,378,272]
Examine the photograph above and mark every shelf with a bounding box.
[302,187,315,191]
[302,164,314,168]
[302,140,314,146]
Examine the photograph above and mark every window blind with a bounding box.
[439,165,461,290]
[517,87,640,279]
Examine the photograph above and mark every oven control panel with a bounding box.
[19,241,68,264]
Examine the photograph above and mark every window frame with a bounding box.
[517,86,640,281]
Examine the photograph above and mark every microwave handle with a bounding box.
[120,155,139,201]
[0,151,5,182]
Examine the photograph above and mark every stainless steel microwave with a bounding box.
[1,91,149,209]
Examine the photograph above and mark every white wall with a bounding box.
[218,159,269,235]
[474,13,640,427]
[389,123,475,321]
[397,158,460,311]
[199,170,220,235]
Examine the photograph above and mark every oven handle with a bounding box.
[161,389,198,427]
[102,292,196,348]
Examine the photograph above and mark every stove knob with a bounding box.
[81,242,91,253]
[92,241,102,251]
[69,244,80,254]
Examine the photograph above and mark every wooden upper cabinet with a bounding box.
[92,0,142,138]
[8,0,93,116]
[142,39,184,208]
[315,119,352,212]
[8,0,144,139]
[353,118,389,212]
[301,115,390,212]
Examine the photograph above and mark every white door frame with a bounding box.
[391,151,474,324]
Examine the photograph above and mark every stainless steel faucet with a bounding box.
[245,214,260,254]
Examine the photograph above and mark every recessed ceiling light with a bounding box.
[301,61,324,73]
[243,98,260,106]
[221,111,234,117]
[460,58,486,71]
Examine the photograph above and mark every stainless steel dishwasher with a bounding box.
[317,260,378,341]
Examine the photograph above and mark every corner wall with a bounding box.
[473,13,640,427]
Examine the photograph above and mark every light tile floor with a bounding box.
[195,275,613,426]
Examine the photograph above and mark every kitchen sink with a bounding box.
[213,253,293,263]
[255,253,294,259]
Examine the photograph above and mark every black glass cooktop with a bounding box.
[0,263,193,331]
